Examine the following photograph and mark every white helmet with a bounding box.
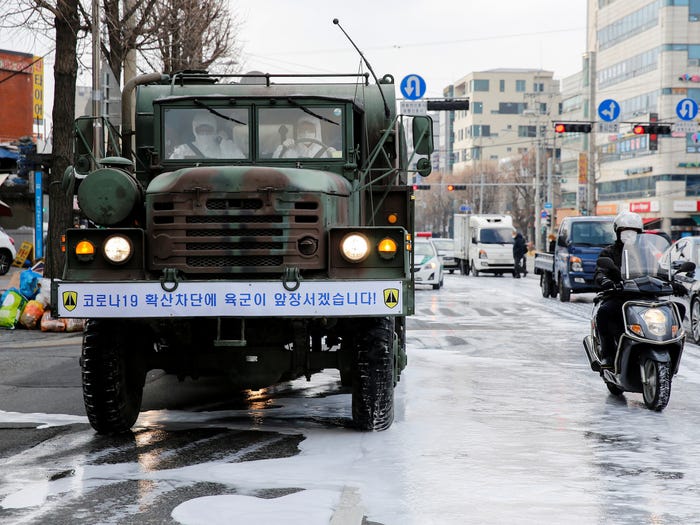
[613,211,643,235]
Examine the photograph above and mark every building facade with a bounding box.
[588,0,700,238]
[448,69,561,174]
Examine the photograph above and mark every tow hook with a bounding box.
[282,266,301,291]
[160,268,180,292]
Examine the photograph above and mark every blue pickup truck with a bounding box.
[534,216,615,302]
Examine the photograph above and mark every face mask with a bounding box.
[619,230,637,244]
[299,131,316,141]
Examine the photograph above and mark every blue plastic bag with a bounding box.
[19,270,42,300]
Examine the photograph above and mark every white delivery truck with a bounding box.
[454,214,515,276]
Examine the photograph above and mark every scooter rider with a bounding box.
[593,211,685,368]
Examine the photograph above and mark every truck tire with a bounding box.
[558,278,571,302]
[471,261,479,277]
[352,317,395,431]
[81,320,147,434]
[540,274,551,298]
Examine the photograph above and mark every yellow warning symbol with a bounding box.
[383,288,399,308]
[62,291,78,312]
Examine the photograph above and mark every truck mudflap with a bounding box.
[53,279,405,318]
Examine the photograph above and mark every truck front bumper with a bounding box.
[53,279,406,318]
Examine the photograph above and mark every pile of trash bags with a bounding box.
[0,268,85,332]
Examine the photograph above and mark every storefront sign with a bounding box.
[674,200,700,212]
[596,203,619,215]
[629,201,660,213]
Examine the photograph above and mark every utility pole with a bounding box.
[91,0,102,163]
[534,124,542,251]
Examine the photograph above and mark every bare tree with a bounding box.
[141,0,241,74]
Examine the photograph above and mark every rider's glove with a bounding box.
[672,281,687,297]
[600,278,615,290]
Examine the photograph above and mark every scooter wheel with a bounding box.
[606,383,623,396]
[642,359,671,411]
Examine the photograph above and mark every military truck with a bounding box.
[53,70,434,433]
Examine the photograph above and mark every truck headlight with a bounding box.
[103,235,133,264]
[570,256,583,272]
[340,233,370,263]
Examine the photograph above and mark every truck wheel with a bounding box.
[549,277,558,298]
[352,317,395,431]
[81,320,147,434]
[540,274,550,298]
[642,359,671,411]
[471,261,479,277]
[558,278,571,302]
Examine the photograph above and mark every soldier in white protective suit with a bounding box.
[273,115,336,159]
[171,112,245,159]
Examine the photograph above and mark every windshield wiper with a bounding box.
[286,98,340,126]
[193,99,247,125]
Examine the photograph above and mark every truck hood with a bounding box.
[568,245,604,259]
[147,166,352,196]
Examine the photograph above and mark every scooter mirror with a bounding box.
[597,256,622,282]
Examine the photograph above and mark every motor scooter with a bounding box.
[583,233,695,411]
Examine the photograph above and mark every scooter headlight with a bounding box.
[640,308,669,337]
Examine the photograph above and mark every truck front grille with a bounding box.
[148,192,324,274]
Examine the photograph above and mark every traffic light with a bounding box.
[412,184,431,190]
[426,99,470,111]
[632,122,671,151]
[554,122,592,133]
[632,124,671,135]
[446,184,467,191]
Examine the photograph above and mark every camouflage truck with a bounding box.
[54,70,434,433]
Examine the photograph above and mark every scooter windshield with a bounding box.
[621,233,670,280]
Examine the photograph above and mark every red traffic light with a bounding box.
[554,122,592,133]
[412,184,431,190]
[632,124,671,135]
[447,184,455,191]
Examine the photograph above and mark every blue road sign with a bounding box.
[597,99,620,122]
[400,74,426,100]
[540,210,549,219]
[459,205,471,212]
[676,98,699,121]
[544,202,552,209]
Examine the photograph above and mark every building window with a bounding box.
[471,79,490,92]
[499,102,525,114]
[533,82,544,92]
[691,0,700,21]
[516,80,526,92]
[518,125,537,138]
[472,101,483,114]
[499,79,505,92]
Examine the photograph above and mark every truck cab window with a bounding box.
[258,107,343,159]
[164,107,250,160]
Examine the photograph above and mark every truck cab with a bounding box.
[535,216,615,301]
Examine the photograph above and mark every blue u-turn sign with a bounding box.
[400,74,426,100]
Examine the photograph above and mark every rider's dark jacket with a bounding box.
[594,240,624,288]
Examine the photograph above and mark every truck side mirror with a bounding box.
[412,116,434,155]
[557,234,568,247]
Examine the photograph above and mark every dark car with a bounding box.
[660,236,700,343]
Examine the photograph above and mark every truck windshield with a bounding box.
[258,107,344,159]
[480,228,513,244]
[570,221,615,246]
[163,107,250,160]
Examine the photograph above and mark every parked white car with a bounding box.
[431,237,458,274]
[0,227,17,275]
[413,239,444,289]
